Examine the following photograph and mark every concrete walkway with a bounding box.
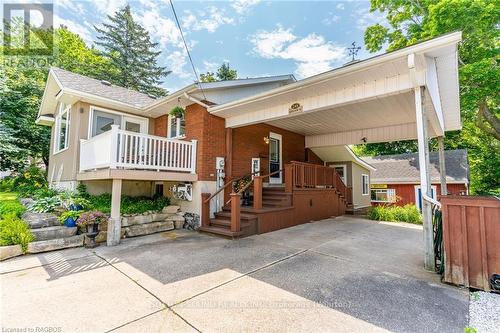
[1,216,468,332]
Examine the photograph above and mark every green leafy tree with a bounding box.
[359,0,500,194]
[0,24,112,172]
[199,72,217,82]
[94,5,170,96]
[200,63,238,82]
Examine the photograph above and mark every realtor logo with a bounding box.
[2,2,54,56]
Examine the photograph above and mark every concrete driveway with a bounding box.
[1,216,468,333]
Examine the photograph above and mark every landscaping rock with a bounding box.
[184,213,200,230]
[124,221,174,237]
[27,235,84,253]
[151,213,168,222]
[22,212,59,229]
[31,226,77,241]
[0,245,23,261]
[166,215,185,222]
[20,198,34,207]
[121,214,153,227]
[94,230,125,243]
[162,205,180,214]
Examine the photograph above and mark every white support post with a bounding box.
[190,139,198,174]
[415,86,435,271]
[107,178,122,246]
[109,125,119,169]
[437,136,448,196]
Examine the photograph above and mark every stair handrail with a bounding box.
[236,169,283,195]
[203,170,261,204]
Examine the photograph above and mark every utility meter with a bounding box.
[216,157,225,171]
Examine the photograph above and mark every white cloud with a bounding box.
[202,60,219,73]
[54,15,93,44]
[336,3,345,10]
[322,13,341,26]
[166,50,193,80]
[353,5,388,30]
[93,0,126,17]
[182,7,234,33]
[134,10,184,48]
[250,25,348,78]
[56,0,85,16]
[231,0,261,14]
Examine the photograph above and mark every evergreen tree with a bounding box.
[94,5,170,96]
[216,63,237,80]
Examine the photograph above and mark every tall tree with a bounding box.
[0,24,112,172]
[94,5,170,96]
[358,0,499,194]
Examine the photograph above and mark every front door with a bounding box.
[123,116,148,134]
[269,132,282,184]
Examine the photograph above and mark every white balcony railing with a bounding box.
[80,125,197,174]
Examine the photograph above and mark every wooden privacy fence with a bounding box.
[441,196,500,291]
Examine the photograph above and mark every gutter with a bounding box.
[183,92,210,108]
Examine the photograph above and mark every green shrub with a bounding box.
[0,214,34,252]
[0,177,14,192]
[0,200,26,218]
[29,196,61,213]
[13,166,48,197]
[86,193,170,214]
[367,204,422,224]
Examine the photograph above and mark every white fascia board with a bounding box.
[209,32,462,114]
[37,68,63,118]
[344,146,376,171]
[35,115,55,126]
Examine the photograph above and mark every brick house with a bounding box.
[363,149,469,210]
[36,32,463,247]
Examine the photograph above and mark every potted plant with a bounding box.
[58,210,83,227]
[233,176,252,206]
[169,106,185,119]
[69,196,90,211]
[77,211,108,248]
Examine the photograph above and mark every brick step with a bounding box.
[199,226,243,238]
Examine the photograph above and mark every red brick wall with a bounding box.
[373,183,468,206]
[305,148,324,165]
[184,103,226,181]
[231,123,307,179]
[154,115,168,137]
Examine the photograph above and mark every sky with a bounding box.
[51,0,387,92]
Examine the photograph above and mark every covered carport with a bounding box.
[209,32,462,271]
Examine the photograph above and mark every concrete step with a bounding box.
[31,226,77,241]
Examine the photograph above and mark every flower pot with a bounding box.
[64,217,76,228]
[85,224,99,248]
[174,220,184,229]
[69,204,83,211]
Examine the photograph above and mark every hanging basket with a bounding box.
[170,106,185,119]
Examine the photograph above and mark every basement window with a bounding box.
[54,103,71,153]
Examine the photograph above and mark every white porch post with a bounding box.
[414,86,435,271]
[107,178,122,246]
[437,136,448,196]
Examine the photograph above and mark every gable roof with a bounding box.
[362,149,469,184]
[51,67,157,108]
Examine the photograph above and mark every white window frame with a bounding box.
[362,174,369,196]
[88,106,148,138]
[54,103,71,154]
[167,114,186,139]
[371,188,397,203]
[330,164,347,184]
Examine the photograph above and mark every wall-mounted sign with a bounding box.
[289,102,303,114]
[371,184,388,189]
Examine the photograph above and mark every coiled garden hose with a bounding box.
[433,209,444,275]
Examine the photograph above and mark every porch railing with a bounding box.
[80,125,197,173]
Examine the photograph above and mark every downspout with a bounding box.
[183,92,210,109]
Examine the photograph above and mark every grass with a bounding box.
[0,191,26,218]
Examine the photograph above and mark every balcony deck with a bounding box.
[79,125,197,181]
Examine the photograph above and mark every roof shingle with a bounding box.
[362,149,469,183]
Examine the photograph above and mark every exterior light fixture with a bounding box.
[263,136,270,144]
[361,137,367,143]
